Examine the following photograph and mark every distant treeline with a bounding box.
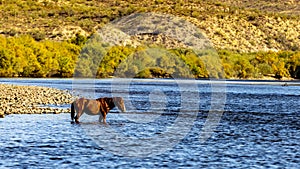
[0,35,82,77]
[219,50,300,79]
[0,35,299,79]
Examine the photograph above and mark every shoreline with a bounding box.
[1,77,300,86]
[1,76,299,81]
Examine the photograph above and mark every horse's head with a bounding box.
[113,97,126,112]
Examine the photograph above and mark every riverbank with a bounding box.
[0,84,74,118]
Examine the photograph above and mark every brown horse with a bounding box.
[71,97,126,124]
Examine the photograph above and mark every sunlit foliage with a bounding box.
[0,35,80,77]
[0,35,299,79]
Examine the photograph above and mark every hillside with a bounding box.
[0,0,299,52]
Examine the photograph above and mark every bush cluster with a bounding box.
[0,35,299,79]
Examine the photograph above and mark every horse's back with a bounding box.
[73,98,83,109]
[84,99,101,115]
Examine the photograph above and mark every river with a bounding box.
[0,78,300,168]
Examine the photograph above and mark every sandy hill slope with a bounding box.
[0,0,299,52]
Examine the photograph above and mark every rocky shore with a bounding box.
[0,84,74,118]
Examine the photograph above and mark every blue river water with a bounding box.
[0,78,300,168]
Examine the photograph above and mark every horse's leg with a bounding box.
[74,98,88,123]
[75,115,80,123]
[103,112,107,124]
[99,112,107,124]
[75,111,83,123]
[98,113,103,123]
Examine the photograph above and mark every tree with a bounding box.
[0,49,14,76]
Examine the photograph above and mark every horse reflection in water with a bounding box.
[71,97,126,124]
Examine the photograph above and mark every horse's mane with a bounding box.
[96,97,115,109]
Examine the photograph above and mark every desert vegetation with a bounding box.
[0,0,299,79]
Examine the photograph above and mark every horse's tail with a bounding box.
[71,102,75,121]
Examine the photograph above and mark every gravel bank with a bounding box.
[0,84,74,118]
